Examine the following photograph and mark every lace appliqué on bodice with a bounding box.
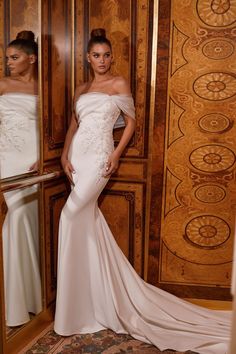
[75,93,135,182]
[77,103,120,181]
[0,116,28,152]
[0,94,37,156]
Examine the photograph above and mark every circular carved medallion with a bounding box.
[198,113,230,133]
[197,0,236,27]
[190,145,235,172]
[194,184,226,203]
[193,72,236,100]
[162,209,233,264]
[185,215,230,248]
[202,39,234,59]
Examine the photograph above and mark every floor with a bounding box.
[19,323,197,353]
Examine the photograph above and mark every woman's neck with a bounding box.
[14,71,36,83]
[93,72,113,83]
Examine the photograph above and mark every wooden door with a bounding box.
[148,0,236,301]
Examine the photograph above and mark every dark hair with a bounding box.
[8,30,38,56]
[87,28,112,52]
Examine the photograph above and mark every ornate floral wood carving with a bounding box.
[154,0,236,298]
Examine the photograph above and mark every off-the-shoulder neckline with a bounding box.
[78,91,132,98]
[0,92,37,98]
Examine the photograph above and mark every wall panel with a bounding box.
[149,0,236,300]
[9,0,39,40]
[41,0,72,162]
[0,0,39,77]
[43,179,68,306]
[100,181,145,275]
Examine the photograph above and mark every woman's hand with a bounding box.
[61,157,75,185]
[28,160,39,172]
[103,152,120,178]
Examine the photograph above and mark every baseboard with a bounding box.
[184,298,232,311]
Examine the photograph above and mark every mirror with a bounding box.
[0,0,42,339]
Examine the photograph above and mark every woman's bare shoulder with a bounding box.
[74,82,90,101]
[0,77,10,95]
[112,76,131,95]
[73,82,92,111]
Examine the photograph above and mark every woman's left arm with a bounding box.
[103,76,136,177]
[103,115,135,177]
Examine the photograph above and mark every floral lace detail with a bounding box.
[0,94,37,158]
[74,93,136,183]
[76,100,120,182]
[77,125,114,182]
[0,113,29,154]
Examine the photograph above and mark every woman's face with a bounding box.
[87,43,112,75]
[6,47,36,76]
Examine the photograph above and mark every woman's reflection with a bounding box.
[0,30,42,326]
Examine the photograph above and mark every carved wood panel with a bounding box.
[43,179,68,306]
[41,0,72,162]
[99,181,145,276]
[149,0,236,299]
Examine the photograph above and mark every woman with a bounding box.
[0,30,39,176]
[0,31,42,326]
[54,29,230,354]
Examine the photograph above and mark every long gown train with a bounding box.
[54,92,231,354]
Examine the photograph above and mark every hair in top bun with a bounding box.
[8,30,38,56]
[87,28,112,52]
[90,28,106,38]
[16,30,35,42]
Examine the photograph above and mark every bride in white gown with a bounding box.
[0,31,42,326]
[54,29,231,354]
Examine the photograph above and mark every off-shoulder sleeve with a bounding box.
[113,95,135,129]
[114,95,135,119]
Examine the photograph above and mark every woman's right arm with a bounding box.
[61,112,78,185]
[61,84,86,184]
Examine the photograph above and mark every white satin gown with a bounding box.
[54,92,231,354]
[0,93,42,326]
